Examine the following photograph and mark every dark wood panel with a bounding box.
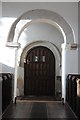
[0,73,13,113]
[24,46,55,96]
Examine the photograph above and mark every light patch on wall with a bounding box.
[0,17,16,35]
[0,17,16,43]
[0,17,16,67]
[0,47,15,67]
[0,17,31,67]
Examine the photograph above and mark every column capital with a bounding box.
[61,43,77,50]
[6,42,21,48]
[61,43,70,50]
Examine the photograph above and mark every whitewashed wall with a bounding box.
[0,2,79,95]
[0,17,16,68]
[1,2,78,67]
[19,22,64,50]
[0,1,2,119]
[66,50,78,74]
[78,2,80,73]
[2,2,78,43]
[2,2,78,74]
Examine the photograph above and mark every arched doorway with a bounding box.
[6,9,75,103]
[24,46,55,96]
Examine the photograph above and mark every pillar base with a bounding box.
[62,98,64,105]
[13,97,17,104]
[15,97,16,104]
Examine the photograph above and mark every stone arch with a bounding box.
[7,9,74,44]
[17,19,66,43]
[19,40,61,76]
[8,9,75,102]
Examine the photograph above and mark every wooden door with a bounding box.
[24,46,55,96]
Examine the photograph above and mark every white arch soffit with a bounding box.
[19,40,61,68]
[17,19,66,44]
[7,9,75,44]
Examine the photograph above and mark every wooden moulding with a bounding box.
[71,43,77,49]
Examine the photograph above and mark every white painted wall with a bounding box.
[0,63,14,73]
[66,49,78,74]
[0,2,2,119]
[78,2,80,73]
[0,2,2,17]
[0,17,16,67]
[19,22,64,51]
[0,1,2,73]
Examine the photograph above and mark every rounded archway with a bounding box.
[24,46,55,96]
[17,19,66,43]
[19,40,61,76]
[7,9,74,44]
[19,41,61,97]
[6,9,75,103]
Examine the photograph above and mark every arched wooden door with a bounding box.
[24,46,55,96]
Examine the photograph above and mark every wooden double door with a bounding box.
[24,46,55,96]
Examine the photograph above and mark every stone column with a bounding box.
[13,48,18,103]
[6,42,20,103]
[61,43,70,103]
